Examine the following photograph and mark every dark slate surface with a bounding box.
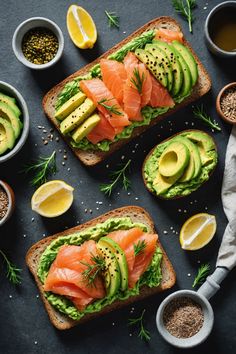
[0,0,235,353]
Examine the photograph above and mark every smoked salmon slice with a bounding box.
[80,78,130,128]
[100,59,127,105]
[149,75,175,108]
[155,28,183,43]
[87,112,116,144]
[138,63,152,107]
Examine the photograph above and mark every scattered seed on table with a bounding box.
[67,168,71,171]
[62,162,65,166]
[63,155,67,160]
[163,230,168,234]
[56,137,59,142]
[59,149,62,153]
[44,140,48,145]
[31,217,35,222]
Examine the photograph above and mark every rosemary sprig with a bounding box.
[105,10,119,28]
[100,159,131,196]
[134,240,147,256]
[193,105,221,131]
[22,151,57,187]
[192,263,211,288]
[98,98,123,116]
[128,309,151,341]
[172,0,196,33]
[131,68,145,94]
[81,254,105,286]
[0,249,22,285]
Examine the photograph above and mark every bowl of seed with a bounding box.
[12,17,64,70]
[216,82,236,124]
[0,180,15,227]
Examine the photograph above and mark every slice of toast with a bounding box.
[26,206,176,330]
[43,16,211,166]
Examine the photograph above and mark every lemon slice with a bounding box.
[31,180,74,217]
[180,213,217,251]
[66,5,97,49]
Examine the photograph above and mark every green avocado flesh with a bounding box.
[55,32,198,152]
[144,130,217,199]
[37,217,162,321]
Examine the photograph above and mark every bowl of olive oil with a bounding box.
[205,1,236,57]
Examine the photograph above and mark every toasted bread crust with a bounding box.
[42,17,211,166]
[142,129,218,200]
[26,206,176,330]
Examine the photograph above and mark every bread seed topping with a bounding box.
[220,87,236,121]
[0,186,8,219]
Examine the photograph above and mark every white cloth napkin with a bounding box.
[217,126,236,270]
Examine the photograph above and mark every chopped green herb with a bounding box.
[105,11,120,28]
[193,105,221,131]
[134,240,147,256]
[128,309,151,341]
[81,254,105,287]
[172,0,196,33]
[98,98,123,116]
[130,68,145,94]
[55,80,79,110]
[192,263,211,288]
[100,159,131,196]
[0,249,22,285]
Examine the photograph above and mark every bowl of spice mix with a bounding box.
[12,17,64,69]
[0,180,15,227]
[216,82,236,124]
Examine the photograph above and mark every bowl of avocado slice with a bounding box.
[0,81,29,163]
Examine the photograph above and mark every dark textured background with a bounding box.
[0,0,236,353]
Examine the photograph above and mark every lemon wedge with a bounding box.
[66,5,97,49]
[179,213,217,251]
[31,180,74,217]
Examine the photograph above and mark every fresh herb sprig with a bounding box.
[192,263,211,288]
[172,0,196,33]
[22,151,57,187]
[100,159,131,196]
[81,254,105,286]
[98,98,123,116]
[0,249,22,285]
[128,309,151,341]
[105,10,120,29]
[134,240,147,256]
[55,80,79,110]
[193,105,221,131]
[131,68,145,94]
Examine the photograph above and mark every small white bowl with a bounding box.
[0,180,15,227]
[0,81,30,163]
[12,17,64,70]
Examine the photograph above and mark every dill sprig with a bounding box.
[0,249,22,285]
[100,159,131,196]
[55,80,79,110]
[193,105,221,131]
[22,151,57,187]
[108,30,155,62]
[98,98,123,116]
[105,11,120,28]
[172,0,196,33]
[134,240,147,256]
[128,309,151,341]
[131,68,145,94]
[192,263,211,288]
[81,254,105,286]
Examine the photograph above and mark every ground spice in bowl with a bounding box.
[220,87,236,121]
[163,297,204,338]
[0,186,9,219]
[22,27,59,65]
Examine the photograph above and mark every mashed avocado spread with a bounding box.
[38,217,163,321]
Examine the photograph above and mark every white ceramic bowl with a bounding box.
[0,81,29,163]
[12,17,64,70]
[0,180,15,226]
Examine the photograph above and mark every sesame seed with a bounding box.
[163,230,168,234]
[62,162,65,166]
[187,273,191,277]
[9,295,12,299]
[31,217,35,222]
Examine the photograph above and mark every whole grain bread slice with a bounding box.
[26,206,176,330]
[42,16,211,166]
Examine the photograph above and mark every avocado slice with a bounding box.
[60,98,96,135]
[159,141,190,178]
[168,44,192,99]
[135,48,168,88]
[172,41,198,86]
[0,102,22,139]
[145,44,173,91]
[71,113,100,143]
[0,117,15,155]
[173,136,201,181]
[152,40,183,97]
[153,170,182,195]
[100,237,128,291]
[97,239,121,297]
[55,91,86,121]
[186,131,215,166]
[0,92,21,117]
